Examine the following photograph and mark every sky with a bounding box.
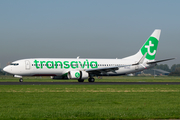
[0,0,180,68]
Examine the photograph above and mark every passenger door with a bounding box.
[25,60,30,70]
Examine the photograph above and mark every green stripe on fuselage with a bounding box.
[34,60,98,69]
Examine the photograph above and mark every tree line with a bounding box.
[153,64,180,76]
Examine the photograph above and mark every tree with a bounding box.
[0,69,5,75]
[169,67,180,76]
[154,64,170,72]
[170,64,180,72]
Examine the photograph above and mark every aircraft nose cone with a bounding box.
[3,67,6,72]
[3,66,10,73]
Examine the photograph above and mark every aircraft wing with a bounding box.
[85,64,132,74]
[147,58,175,64]
[85,54,148,74]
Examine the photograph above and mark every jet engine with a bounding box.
[67,71,89,79]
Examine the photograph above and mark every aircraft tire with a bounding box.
[19,78,23,82]
[78,79,84,82]
[88,78,95,82]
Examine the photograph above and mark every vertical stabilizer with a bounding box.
[123,29,161,62]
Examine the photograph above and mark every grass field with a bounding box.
[0,76,180,82]
[0,76,180,119]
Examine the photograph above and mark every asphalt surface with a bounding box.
[0,82,180,85]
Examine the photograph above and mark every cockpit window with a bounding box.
[10,63,19,66]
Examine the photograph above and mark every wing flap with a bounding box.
[86,65,131,74]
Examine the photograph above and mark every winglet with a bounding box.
[133,52,147,65]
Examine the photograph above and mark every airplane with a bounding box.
[3,29,174,82]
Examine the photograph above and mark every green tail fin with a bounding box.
[140,29,161,60]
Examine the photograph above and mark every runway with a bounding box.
[0,82,180,85]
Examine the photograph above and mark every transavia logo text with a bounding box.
[34,60,98,69]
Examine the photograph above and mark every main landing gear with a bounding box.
[78,79,84,82]
[19,78,23,82]
[77,78,95,82]
[88,78,95,82]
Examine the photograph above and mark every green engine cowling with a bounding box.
[67,71,89,79]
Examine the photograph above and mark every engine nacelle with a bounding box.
[67,71,89,79]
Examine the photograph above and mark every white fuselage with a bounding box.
[3,58,154,77]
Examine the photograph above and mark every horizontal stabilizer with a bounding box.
[147,58,175,64]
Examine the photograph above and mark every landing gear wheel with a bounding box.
[78,79,84,82]
[19,78,23,82]
[88,78,95,82]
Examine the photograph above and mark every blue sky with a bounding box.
[0,0,180,68]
